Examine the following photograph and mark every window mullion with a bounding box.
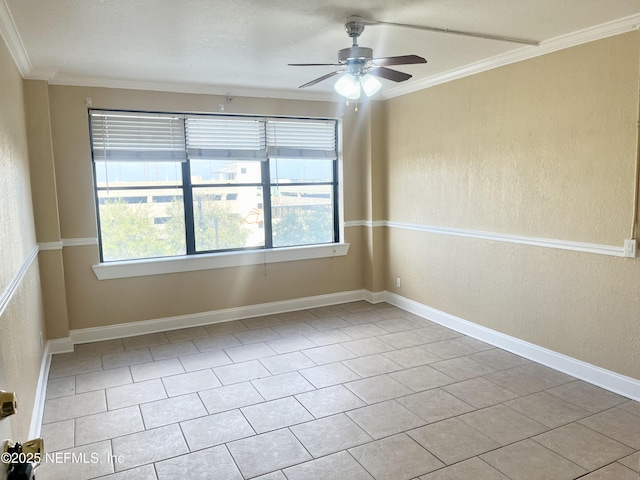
[182,159,196,255]
[262,158,273,249]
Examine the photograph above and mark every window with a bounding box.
[90,110,339,262]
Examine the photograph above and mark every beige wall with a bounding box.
[44,86,370,330]
[0,37,47,441]
[384,32,640,379]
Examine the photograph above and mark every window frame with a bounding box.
[89,109,341,264]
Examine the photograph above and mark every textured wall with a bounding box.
[46,86,369,330]
[384,32,640,379]
[0,36,47,442]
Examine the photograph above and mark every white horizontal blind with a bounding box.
[267,120,337,160]
[186,117,267,160]
[90,111,187,162]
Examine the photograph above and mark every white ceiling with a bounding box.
[2,0,640,101]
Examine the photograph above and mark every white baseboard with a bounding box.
[29,342,53,439]
[385,292,640,402]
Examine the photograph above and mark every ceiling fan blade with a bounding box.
[369,67,412,82]
[372,55,427,66]
[299,70,343,88]
[289,63,342,67]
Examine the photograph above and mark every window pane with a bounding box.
[191,160,262,184]
[98,189,186,261]
[94,161,182,188]
[270,158,333,183]
[193,187,263,251]
[271,185,334,247]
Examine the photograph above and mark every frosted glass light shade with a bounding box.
[334,74,361,99]
[360,74,382,96]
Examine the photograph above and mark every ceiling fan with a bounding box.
[289,15,539,100]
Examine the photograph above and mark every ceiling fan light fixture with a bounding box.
[334,73,361,99]
[360,74,382,96]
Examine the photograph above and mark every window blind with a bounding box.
[266,120,337,160]
[186,116,267,160]
[90,111,187,162]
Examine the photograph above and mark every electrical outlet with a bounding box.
[624,239,636,258]
[396,277,401,288]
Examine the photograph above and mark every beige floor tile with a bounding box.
[377,331,428,349]
[414,326,462,343]
[198,381,264,414]
[304,329,353,346]
[618,400,640,417]
[580,463,639,479]
[161,369,221,397]
[299,362,361,389]
[234,327,282,344]
[398,388,474,424]
[43,389,106,424]
[164,326,210,343]
[241,396,313,433]
[111,424,189,472]
[579,407,640,449]
[37,440,114,480]
[272,322,317,337]
[204,320,248,336]
[423,338,481,360]
[343,354,403,377]
[225,341,277,362]
[96,464,157,480]
[409,417,500,465]
[340,323,388,339]
[390,364,456,392]
[347,400,425,439]
[178,349,232,372]
[295,384,366,418]
[619,451,640,472]
[48,356,102,379]
[75,366,132,394]
[283,451,374,480]
[251,371,315,400]
[290,413,373,457]
[123,332,169,350]
[242,315,283,329]
[431,357,496,381]
[130,357,184,382]
[40,419,74,452]
[180,409,255,450]
[419,457,509,479]
[484,363,574,396]
[227,429,312,478]
[306,315,349,331]
[75,406,144,446]
[302,344,357,364]
[458,404,547,446]
[266,335,316,354]
[149,341,198,360]
[155,445,242,480]
[533,422,634,470]
[341,301,376,313]
[345,374,413,404]
[442,377,518,409]
[213,359,271,385]
[481,439,587,480]
[45,376,75,399]
[468,348,530,371]
[106,379,167,410]
[76,339,125,358]
[456,336,494,352]
[276,310,317,323]
[259,351,316,375]
[505,391,590,428]
[254,472,287,480]
[375,317,422,333]
[306,305,348,319]
[102,349,153,370]
[193,333,241,352]
[383,346,442,368]
[547,380,628,413]
[140,393,207,429]
[342,337,395,356]
[50,351,77,365]
[349,433,444,480]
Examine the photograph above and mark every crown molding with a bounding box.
[382,13,640,100]
[0,0,31,75]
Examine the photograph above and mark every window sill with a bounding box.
[92,243,350,280]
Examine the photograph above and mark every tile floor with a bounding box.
[37,302,640,479]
